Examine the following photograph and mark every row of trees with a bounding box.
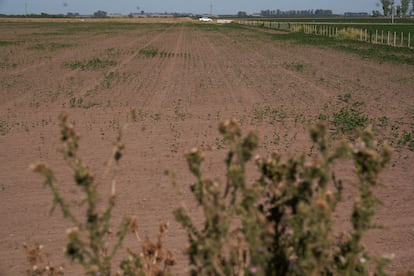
[0,10,107,18]
[379,0,414,16]
[260,9,333,17]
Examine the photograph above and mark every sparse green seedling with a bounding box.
[272,130,280,145]
[338,93,352,103]
[151,113,161,121]
[398,130,414,151]
[0,120,9,136]
[174,100,189,121]
[377,116,389,128]
[283,61,305,72]
[251,104,287,125]
[69,97,98,109]
[105,48,123,57]
[29,42,73,51]
[318,113,329,121]
[64,57,116,70]
[102,71,120,89]
[139,46,159,58]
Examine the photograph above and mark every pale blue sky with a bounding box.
[0,0,381,15]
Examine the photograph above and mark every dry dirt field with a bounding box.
[0,20,413,274]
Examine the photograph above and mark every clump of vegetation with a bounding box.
[139,46,159,58]
[0,120,10,136]
[29,114,175,275]
[175,120,391,275]
[69,96,99,109]
[283,61,305,72]
[398,129,414,151]
[28,42,73,51]
[64,57,117,70]
[159,51,173,58]
[0,40,17,46]
[102,71,120,89]
[333,94,369,135]
[251,104,287,125]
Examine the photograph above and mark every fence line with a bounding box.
[237,20,413,49]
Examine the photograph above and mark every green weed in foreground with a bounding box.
[29,114,175,275]
[29,115,397,275]
[175,120,391,275]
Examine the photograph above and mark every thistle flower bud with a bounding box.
[317,199,329,210]
[66,227,79,237]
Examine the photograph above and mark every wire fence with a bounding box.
[237,20,413,49]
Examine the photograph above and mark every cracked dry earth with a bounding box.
[0,21,413,274]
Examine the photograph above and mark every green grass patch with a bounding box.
[0,62,18,69]
[0,40,17,46]
[333,96,369,134]
[259,17,414,26]
[270,31,414,65]
[28,42,73,51]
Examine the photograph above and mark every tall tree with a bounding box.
[93,10,107,18]
[401,0,410,15]
[396,5,401,16]
[380,0,392,15]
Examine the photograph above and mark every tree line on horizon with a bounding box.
[379,0,414,16]
[259,9,333,17]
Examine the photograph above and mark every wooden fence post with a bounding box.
[394,32,397,47]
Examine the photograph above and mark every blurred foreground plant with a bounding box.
[29,113,174,275]
[28,114,394,275]
[175,120,392,275]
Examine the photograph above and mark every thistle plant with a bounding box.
[175,120,392,275]
[30,113,175,275]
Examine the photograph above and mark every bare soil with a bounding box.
[0,21,413,274]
